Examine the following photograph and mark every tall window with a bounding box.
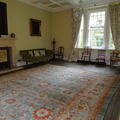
[76,8,115,50]
[88,11,106,48]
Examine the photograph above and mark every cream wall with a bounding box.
[51,10,73,59]
[0,0,73,60]
[0,0,52,59]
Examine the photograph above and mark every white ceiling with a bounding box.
[18,0,119,12]
[18,0,80,12]
[82,0,119,8]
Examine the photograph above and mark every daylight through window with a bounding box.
[88,11,105,48]
[76,8,115,50]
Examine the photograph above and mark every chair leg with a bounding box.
[83,56,85,61]
[110,60,112,66]
[83,56,84,61]
[96,59,98,63]
[97,59,99,64]
[81,56,83,61]
[89,56,91,63]
[104,59,106,64]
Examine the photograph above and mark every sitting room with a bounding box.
[0,0,120,120]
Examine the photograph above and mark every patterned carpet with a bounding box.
[0,64,119,120]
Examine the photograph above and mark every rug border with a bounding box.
[96,76,120,120]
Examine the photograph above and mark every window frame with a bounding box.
[87,8,107,49]
[76,7,115,50]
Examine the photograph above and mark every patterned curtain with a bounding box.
[109,3,120,50]
[69,7,83,61]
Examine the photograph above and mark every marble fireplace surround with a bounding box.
[0,37,16,67]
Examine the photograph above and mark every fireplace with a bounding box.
[0,47,12,70]
[0,37,16,68]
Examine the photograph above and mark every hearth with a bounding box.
[0,47,12,70]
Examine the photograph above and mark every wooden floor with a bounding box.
[0,67,24,76]
[50,60,120,120]
[104,87,120,120]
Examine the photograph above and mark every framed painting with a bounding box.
[30,18,41,36]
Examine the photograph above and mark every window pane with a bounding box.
[88,11,106,48]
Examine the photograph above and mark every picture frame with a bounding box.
[30,18,41,36]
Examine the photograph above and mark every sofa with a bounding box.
[20,48,54,64]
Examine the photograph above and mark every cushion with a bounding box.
[28,51,33,56]
[96,56,105,60]
[111,58,120,61]
[39,50,45,56]
[34,50,40,57]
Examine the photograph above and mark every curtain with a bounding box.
[69,7,83,61]
[109,3,120,50]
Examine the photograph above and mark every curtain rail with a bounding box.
[87,4,108,10]
[84,1,120,10]
[109,1,120,5]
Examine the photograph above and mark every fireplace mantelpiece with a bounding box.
[0,37,16,67]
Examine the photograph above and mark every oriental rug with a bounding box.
[0,64,119,120]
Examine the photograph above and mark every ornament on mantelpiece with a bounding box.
[10,33,16,38]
